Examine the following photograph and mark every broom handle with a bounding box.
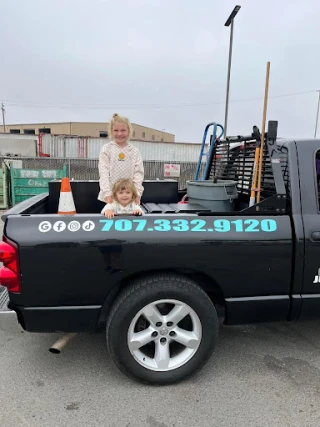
[256,61,271,204]
[249,146,260,207]
[249,141,261,206]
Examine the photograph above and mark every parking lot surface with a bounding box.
[1,221,320,426]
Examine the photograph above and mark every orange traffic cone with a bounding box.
[58,178,76,215]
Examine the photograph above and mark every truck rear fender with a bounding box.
[97,269,225,328]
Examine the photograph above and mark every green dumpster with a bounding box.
[10,165,67,205]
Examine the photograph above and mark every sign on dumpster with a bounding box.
[10,165,67,205]
[164,163,180,178]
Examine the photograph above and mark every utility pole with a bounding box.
[224,5,241,139]
[1,103,5,133]
[314,90,320,139]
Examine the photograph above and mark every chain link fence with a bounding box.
[1,157,205,190]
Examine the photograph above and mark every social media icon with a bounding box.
[68,221,81,232]
[82,220,95,231]
[38,221,52,232]
[53,221,66,232]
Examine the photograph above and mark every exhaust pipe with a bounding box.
[49,333,77,354]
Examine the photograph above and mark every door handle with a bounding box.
[311,231,320,241]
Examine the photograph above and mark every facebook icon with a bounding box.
[53,221,66,232]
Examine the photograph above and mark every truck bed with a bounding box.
[2,134,291,221]
[1,185,214,222]
[3,177,251,220]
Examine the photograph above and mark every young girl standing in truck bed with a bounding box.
[98,113,144,205]
[101,178,143,218]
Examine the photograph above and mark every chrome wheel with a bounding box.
[127,299,202,372]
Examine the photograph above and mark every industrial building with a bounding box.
[0,121,175,142]
[0,132,201,162]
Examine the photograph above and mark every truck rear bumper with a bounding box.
[20,305,102,333]
[1,287,102,333]
[0,288,24,333]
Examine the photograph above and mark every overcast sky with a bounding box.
[1,0,320,142]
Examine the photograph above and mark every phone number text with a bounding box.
[99,218,277,233]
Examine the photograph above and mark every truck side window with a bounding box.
[316,151,320,207]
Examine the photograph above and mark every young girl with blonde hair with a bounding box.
[101,178,143,218]
[98,113,144,205]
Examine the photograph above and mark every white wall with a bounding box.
[0,138,37,156]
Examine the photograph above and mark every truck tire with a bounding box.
[106,273,219,385]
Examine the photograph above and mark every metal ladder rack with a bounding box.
[200,120,288,215]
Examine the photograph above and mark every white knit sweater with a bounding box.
[97,140,144,202]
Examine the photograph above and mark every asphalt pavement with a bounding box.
[1,221,320,426]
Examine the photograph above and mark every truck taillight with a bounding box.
[0,238,21,293]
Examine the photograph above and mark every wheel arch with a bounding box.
[97,268,225,328]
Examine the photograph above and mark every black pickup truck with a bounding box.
[0,121,319,385]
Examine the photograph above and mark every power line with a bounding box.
[2,89,318,110]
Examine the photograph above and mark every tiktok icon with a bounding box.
[82,220,95,231]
